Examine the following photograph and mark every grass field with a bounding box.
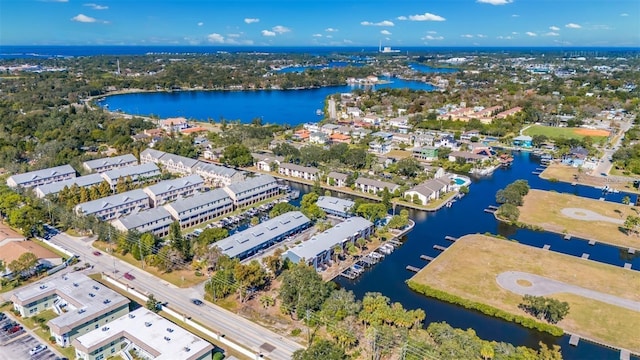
[410,234,640,352]
[518,189,640,249]
[523,125,609,142]
[540,163,640,194]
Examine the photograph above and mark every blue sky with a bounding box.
[1,0,639,47]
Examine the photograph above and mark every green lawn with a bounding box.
[523,125,608,143]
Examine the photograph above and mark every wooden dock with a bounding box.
[569,334,580,346]
[420,255,434,261]
[444,236,458,242]
[563,234,571,240]
[628,248,636,255]
[406,265,421,273]
[484,208,496,213]
[531,171,541,175]
[543,244,551,250]
[487,205,499,210]
[581,253,590,259]
[388,239,403,247]
[624,263,632,270]
[589,240,596,245]
[433,245,447,251]
[620,349,631,360]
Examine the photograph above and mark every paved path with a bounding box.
[496,271,640,312]
[561,207,624,224]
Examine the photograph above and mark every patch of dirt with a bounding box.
[517,279,533,287]
[573,128,610,137]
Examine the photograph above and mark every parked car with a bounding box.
[124,272,135,280]
[0,313,6,321]
[7,325,22,334]
[2,322,16,331]
[29,344,47,355]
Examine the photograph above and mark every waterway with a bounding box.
[287,152,639,359]
[99,77,437,126]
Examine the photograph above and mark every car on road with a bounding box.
[124,272,135,280]
[601,172,608,177]
[29,344,47,355]
[92,251,102,256]
[191,299,203,306]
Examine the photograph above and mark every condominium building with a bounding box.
[222,175,279,207]
[354,177,400,194]
[10,273,130,347]
[101,163,161,190]
[72,308,213,360]
[111,207,175,237]
[278,163,320,181]
[82,154,138,173]
[35,173,105,198]
[7,165,76,188]
[75,189,150,221]
[316,196,354,218]
[143,174,204,207]
[163,188,233,229]
[191,161,244,187]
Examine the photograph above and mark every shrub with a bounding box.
[290,328,302,337]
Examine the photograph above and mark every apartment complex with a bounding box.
[7,165,76,188]
[222,174,279,207]
[101,163,161,190]
[163,188,233,229]
[82,154,138,173]
[142,174,204,207]
[35,173,105,198]
[74,189,149,221]
[111,207,175,237]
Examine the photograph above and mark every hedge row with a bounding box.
[406,281,564,337]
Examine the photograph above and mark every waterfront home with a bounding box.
[404,178,453,205]
[412,146,439,162]
[253,153,285,172]
[34,173,105,199]
[82,154,137,173]
[74,189,150,221]
[112,207,174,237]
[7,164,76,189]
[73,308,212,360]
[355,177,400,194]
[101,163,161,191]
[326,171,349,187]
[10,273,130,347]
[460,130,481,141]
[214,211,311,260]
[321,123,340,135]
[424,166,447,179]
[222,174,279,207]
[163,188,233,229]
[160,117,188,132]
[330,133,351,144]
[448,151,490,164]
[143,174,204,207]
[309,132,328,145]
[278,163,319,181]
[512,135,533,148]
[284,216,374,271]
[316,196,354,218]
[192,161,244,187]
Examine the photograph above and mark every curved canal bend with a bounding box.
[289,152,639,360]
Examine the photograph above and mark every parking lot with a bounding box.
[0,314,61,360]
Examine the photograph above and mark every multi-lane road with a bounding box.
[48,233,303,360]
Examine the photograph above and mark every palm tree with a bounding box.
[332,245,343,263]
[259,294,275,309]
[356,237,367,250]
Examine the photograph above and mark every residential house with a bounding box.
[460,130,481,142]
[316,196,354,217]
[82,154,138,173]
[448,151,490,164]
[369,140,392,154]
[293,129,310,141]
[7,165,76,189]
[112,207,175,237]
[222,175,279,207]
[309,132,328,145]
[330,133,351,144]
[326,171,348,187]
[404,178,453,205]
[412,147,439,162]
[496,107,523,119]
[164,188,233,229]
[435,134,457,149]
[355,177,400,194]
[75,189,150,221]
[512,135,533,148]
[414,134,435,147]
[143,175,204,207]
[253,153,285,172]
[101,163,161,191]
[321,124,340,135]
[160,117,188,132]
[278,163,320,181]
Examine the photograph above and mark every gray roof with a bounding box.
[112,207,174,231]
[224,175,277,197]
[143,175,204,197]
[83,154,137,172]
[513,135,532,141]
[355,177,399,191]
[327,171,348,181]
[140,148,168,161]
[7,165,76,187]
[407,178,451,197]
[11,273,129,333]
[279,163,319,174]
[215,211,311,258]
[102,163,160,183]
[286,217,372,262]
[316,196,354,215]
[158,152,199,169]
[75,189,149,216]
[35,173,105,197]
[252,153,285,163]
[164,188,231,215]
[192,161,239,178]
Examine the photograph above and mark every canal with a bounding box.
[288,152,639,359]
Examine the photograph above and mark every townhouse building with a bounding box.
[163,188,233,229]
[101,163,161,191]
[278,163,320,181]
[326,171,348,187]
[7,165,76,189]
[35,173,105,199]
[82,154,138,173]
[74,189,150,221]
[143,174,204,207]
[222,175,279,207]
[355,177,400,194]
[111,207,175,237]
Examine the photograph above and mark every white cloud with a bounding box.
[526,31,537,36]
[207,33,225,43]
[565,23,581,29]
[497,35,513,40]
[272,25,291,34]
[477,0,513,5]
[408,12,446,21]
[477,34,487,38]
[261,30,276,37]
[380,30,391,35]
[461,34,474,38]
[227,33,241,38]
[343,39,353,44]
[511,14,520,17]
[592,24,611,30]
[360,20,394,26]
[549,26,560,31]
[620,13,628,16]
[84,3,108,10]
[325,27,338,32]
[312,34,323,37]
[326,35,333,39]
[244,18,260,24]
[544,32,559,36]
[197,22,204,26]
[427,30,437,34]
[422,35,444,41]
[71,14,97,23]
[396,16,408,20]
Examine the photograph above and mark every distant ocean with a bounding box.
[0,45,639,59]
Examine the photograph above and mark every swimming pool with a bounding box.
[454,177,465,185]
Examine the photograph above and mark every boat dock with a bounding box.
[433,245,447,251]
[569,334,580,346]
[406,265,421,273]
[564,234,572,240]
[420,255,434,262]
[484,208,497,213]
[487,205,499,210]
[444,236,458,242]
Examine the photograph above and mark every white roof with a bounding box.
[316,196,354,214]
[72,308,212,360]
